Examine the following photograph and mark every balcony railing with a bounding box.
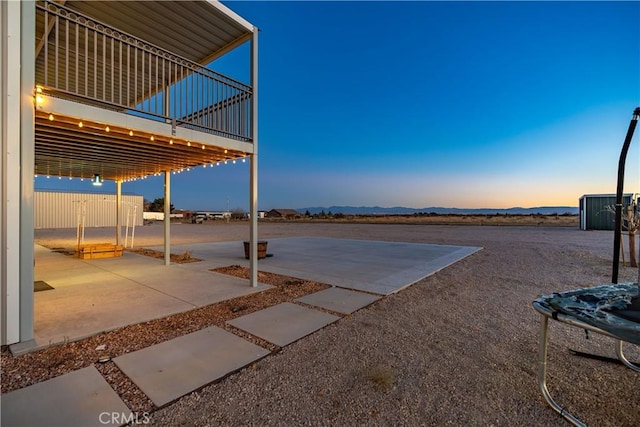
[35,0,252,142]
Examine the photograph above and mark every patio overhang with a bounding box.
[34,0,256,182]
[34,94,253,182]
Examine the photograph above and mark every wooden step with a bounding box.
[76,243,124,259]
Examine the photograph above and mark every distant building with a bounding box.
[579,193,638,230]
[266,209,301,219]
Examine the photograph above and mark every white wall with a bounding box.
[35,191,144,229]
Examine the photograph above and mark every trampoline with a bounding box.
[532,108,640,427]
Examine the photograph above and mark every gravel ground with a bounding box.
[17,223,640,425]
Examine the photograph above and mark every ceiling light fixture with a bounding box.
[92,174,103,186]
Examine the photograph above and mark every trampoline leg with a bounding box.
[537,315,586,427]
[615,340,640,372]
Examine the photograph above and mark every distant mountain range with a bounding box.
[296,206,579,215]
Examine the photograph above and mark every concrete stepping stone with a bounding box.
[1,366,131,427]
[227,302,340,347]
[295,287,381,314]
[113,326,269,407]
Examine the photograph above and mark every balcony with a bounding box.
[33,0,256,181]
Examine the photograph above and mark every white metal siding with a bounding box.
[35,191,143,229]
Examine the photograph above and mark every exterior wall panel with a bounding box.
[579,194,635,231]
[35,191,143,229]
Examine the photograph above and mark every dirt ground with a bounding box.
[31,221,640,426]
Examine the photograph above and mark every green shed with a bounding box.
[579,193,638,230]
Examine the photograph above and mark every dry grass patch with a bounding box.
[365,364,396,390]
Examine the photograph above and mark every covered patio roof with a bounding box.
[34,0,256,182]
[34,106,250,181]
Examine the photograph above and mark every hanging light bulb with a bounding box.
[187,141,191,147]
[129,130,134,136]
[78,121,83,128]
[105,126,110,132]
[48,114,54,121]
[150,135,155,141]
[169,139,174,145]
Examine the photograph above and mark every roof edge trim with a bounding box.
[209,0,255,33]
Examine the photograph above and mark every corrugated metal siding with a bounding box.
[580,194,634,230]
[35,191,143,229]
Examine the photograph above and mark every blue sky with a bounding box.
[36,1,640,211]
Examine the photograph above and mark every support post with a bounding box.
[115,180,122,246]
[1,0,25,345]
[19,0,35,344]
[249,27,259,288]
[164,171,171,266]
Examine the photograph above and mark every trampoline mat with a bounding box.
[536,283,640,345]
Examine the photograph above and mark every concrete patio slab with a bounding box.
[295,287,381,314]
[27,245,270,353]
[1,366,131,427]
[162,237,482,295]
[113,326,269,407]
[260,237,481,295]
[227,302,340,347]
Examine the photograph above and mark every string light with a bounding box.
[150,135,154,141]
[129,130,133,136]
[187,141,191,147]
[78,121,83,128]
[48,114,54,121]
[35,87,44,105]
[105,126,110,132]
[169,139,173,145]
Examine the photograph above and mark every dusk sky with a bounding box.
[36,1,640,212]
